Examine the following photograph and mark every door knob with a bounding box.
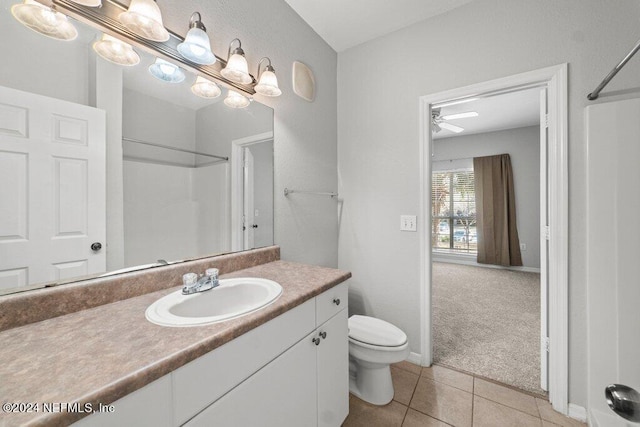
[90,242,102,251]
[606,384,640,422]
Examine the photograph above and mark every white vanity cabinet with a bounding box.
[73,282,349,427]
[186,283,349,427]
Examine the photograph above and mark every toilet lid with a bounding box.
[348,315,407,347]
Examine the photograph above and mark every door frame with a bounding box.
[418,64,568,413]
[230,131,274,252]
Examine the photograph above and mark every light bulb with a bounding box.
[119,0,169,42]
[11,0,78,41]
[177,14,216,65]
[93,34,140,66]
[149,58,185,83]
[224,90,250,108]
[191,76,221,99]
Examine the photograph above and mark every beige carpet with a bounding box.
[432,262,545,395]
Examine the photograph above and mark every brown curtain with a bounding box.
[473,154,523,266]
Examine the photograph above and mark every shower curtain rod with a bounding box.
[588,37,640,100]
[122,137,229,161]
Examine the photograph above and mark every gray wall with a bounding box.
[337,0,640,407]
[160,0,339,268]
[433,126,540,269]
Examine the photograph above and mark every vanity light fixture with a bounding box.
[149,58,185,83]
[221,38,252,85]
[254,57,281,97]
[119,0,169,42]
[224,90,250,108]
[93,33,140,66]
[68,0,101,7]
[11,0,78,41]
[177,12,216,65]
[191,76,221,99]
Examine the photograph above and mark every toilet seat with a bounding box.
[348,315,407,347]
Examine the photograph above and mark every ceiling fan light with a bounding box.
[224,90,250,108]
[93,33,140,66]
[11,0,78,41]
[149,58,185,83]
[119,0,169,42]
[191,76,221,99]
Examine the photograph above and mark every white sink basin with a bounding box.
[146,277,283,327]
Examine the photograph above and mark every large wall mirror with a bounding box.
[0,0,274,295]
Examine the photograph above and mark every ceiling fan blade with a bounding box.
[441,111,479,120]
[432,123,442,133]
[439,122,464,133]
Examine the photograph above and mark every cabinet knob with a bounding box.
[319,331,327,339]
[312,337,320,346]
[333,298,340,306]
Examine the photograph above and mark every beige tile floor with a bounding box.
[343,362,587,427]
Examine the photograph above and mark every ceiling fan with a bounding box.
[431,108,478,133]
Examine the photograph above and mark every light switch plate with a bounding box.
[400,215,417,232]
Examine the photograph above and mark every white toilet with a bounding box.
[348,315,410,405]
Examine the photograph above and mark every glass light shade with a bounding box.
[11,0,78,41]
[93,34,140,66]
[177,27,216,65]
[119,0,169,42]
[255,70,281,97]
[191,76,221,99]
[224,90,250,108]
[221,53,252,84]
[69,0,101,6]
[149,58,185,83]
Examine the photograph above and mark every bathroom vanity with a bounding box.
[0,247,351,426]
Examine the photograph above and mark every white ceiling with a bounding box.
[433,87,541,140]
[283,0,474,52]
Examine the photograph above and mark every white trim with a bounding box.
[568,404,587,422]
[231,131,274,252]
[418,64,569,414]
[432,255,541,273]
[407,352,422,366]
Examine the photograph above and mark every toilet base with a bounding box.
[349,358,394,405]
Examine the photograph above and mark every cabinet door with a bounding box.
[185,330,318,427]
[317,309,349,427]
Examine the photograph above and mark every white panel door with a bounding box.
[586,98,640,423]
[0,85,106,291]
[242,147,255,250]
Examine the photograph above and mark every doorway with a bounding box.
[430,86,544,394]
[231,132,274,251]
[419,65,568,413]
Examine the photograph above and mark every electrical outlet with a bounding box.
[400,215,417,232]
[520,243,527,251]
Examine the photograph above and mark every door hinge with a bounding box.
[542,336,550,352]
[543,226,550,240]
[543,114,549,128]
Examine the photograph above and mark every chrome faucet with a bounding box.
[182,268,219,295]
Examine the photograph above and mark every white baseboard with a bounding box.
[407,352,422,366]
[432,254,541,273]
[568,404,587,422]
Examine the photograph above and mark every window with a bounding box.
[432,170,476,254]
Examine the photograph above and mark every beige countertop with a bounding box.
[0,260,351,427]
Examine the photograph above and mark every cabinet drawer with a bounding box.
[316,281,348,326]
